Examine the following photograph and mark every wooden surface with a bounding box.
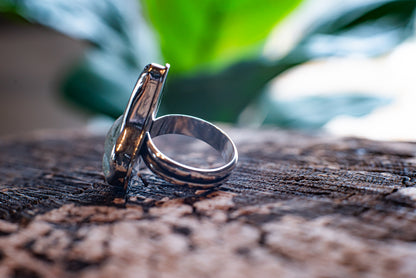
[0,128,415,278]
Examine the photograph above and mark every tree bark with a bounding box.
[0,127,415,278]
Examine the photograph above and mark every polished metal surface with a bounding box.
[103,63,169,187]
[142,115,238,187]
[103,63,238,189]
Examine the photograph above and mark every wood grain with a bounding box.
[0,128,415,278]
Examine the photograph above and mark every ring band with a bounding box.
[102,63,238,189]
[142,115,238,187]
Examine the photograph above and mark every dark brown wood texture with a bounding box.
[0,128,415,278]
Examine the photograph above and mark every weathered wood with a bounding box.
[0,127,415,278]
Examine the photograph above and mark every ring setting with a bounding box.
[102,63,238,189]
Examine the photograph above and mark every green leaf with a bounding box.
[258,94,392,129]
[61,51,138,118]
[0,0,15,12]
[5,0,160,64]
[3,0,415,127]
[286,0,416,61]
[3,0,161,116]
[140,0,303,73]
[163,0,416,124]
[163,57,302,122]
[251,0,416,128]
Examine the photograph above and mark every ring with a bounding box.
[102,63,238,189]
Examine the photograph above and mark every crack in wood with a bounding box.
[0,129,415,277]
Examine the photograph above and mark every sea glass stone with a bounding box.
[102,115,123,179]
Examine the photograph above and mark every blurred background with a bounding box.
[0,0,415,140]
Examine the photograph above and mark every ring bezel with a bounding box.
[103,63,169,188]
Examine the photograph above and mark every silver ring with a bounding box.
[102,63,238,189]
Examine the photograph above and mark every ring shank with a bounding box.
[141,115,238,187]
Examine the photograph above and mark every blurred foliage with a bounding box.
[237,0,416,127]
[141,0,302,72]
[257,94,392,129]
[0,0,161,117]
[1,0,416,128]
[164,0,416,123]
[288,0,416,59]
